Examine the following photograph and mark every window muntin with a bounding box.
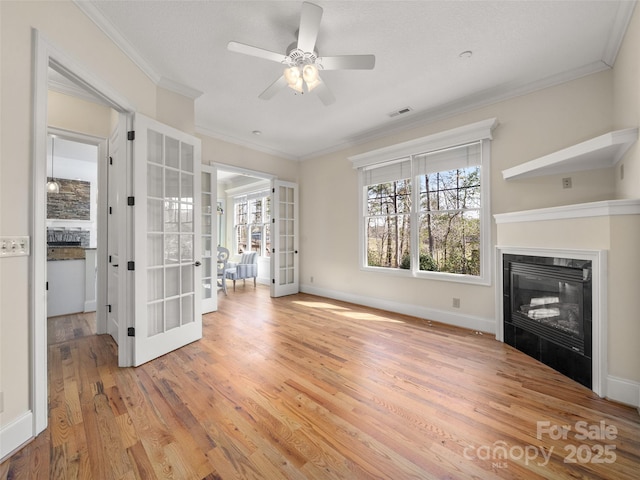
[232,192,271,257]
[361,141,486,280]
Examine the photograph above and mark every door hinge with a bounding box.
[127,196,135,206]
[127,261,135,271]
[272,278,275,284]
[127,327,135,337]
[109,156,113,165]
[108,255,112,263]
[272,218,275,224]
[46,281,48,291]
[107,304,111,313]
[109,206,112,214]
[272,187,275,193]
[127,130,135,141]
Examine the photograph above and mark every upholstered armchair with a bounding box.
[225,251,258,290]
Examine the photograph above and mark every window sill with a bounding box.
[362,265,491,286]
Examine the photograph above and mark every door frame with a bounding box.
[46,126,107,327]
[32,29,134,436]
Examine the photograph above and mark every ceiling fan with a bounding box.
[227,1,375,105]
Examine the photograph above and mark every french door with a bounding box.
[201,164,217,313]
[270,180,299,297]
[132,114,202,366]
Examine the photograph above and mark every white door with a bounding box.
[201,165,217,313]
[107,121,124,344]
[132,114,202,366]
[270,180,299,297]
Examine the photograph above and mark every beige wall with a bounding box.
[199,135,299,183]
[299,70,615,326]
[613,4,640,198]
[48,90,112,137]
[156,86,196,135]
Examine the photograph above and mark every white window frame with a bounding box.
[349,118,498,286]
[232,190,271,257]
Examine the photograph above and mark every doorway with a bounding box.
[46,131,102,321]
[215,165,273,287]
[32,31,135,437]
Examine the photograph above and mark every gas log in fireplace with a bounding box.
[503,254,592,388]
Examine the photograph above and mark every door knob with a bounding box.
[194,261,201,267]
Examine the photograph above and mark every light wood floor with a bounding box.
[1,286,639,479]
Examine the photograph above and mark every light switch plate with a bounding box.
[0,236,30,257]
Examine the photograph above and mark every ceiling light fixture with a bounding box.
[284,48,322,94]
[46,136,60,194]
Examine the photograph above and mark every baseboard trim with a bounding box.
[299,284,496,334]
[0,411,33,462]
[606,375,640,408]
[84,300,96,312]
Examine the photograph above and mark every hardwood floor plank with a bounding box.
[2,292,639,479]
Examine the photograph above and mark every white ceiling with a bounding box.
[76,1,636,160]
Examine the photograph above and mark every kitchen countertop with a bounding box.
[47,245,88,261]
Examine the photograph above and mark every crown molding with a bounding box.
[195,125,298,161]
[158,77,203,100]
[73,0,201,100]
[602,0,637,66]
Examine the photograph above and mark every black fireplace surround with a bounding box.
[503,254,592,388]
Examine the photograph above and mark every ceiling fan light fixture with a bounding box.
[288,76,304,93]
[302,64,318,83]
[305,75,321,92]
[284,65,301,85]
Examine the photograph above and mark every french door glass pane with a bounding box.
[165,137,179,168]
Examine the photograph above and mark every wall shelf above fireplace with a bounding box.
[502,127,638,180]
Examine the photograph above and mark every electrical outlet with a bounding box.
[0,236,30,257]
[310,276,314,283]
[620,164,625,180]
[452,298,460,308]
[562,177,572,189]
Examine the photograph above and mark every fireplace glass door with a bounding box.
[511,264,583,338]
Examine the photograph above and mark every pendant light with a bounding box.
[46,136,60,194]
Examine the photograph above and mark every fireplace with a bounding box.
[503,254,592,388]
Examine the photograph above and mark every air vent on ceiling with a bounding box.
[388,107,413,118]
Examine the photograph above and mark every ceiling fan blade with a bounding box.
[319,55,376,70]
[314,81,335,106]
[259,75,288,100]
[227,41,287,63]
[297,2,323,53]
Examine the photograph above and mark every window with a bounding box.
[352,119,496,285]
[233,191,271,257]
